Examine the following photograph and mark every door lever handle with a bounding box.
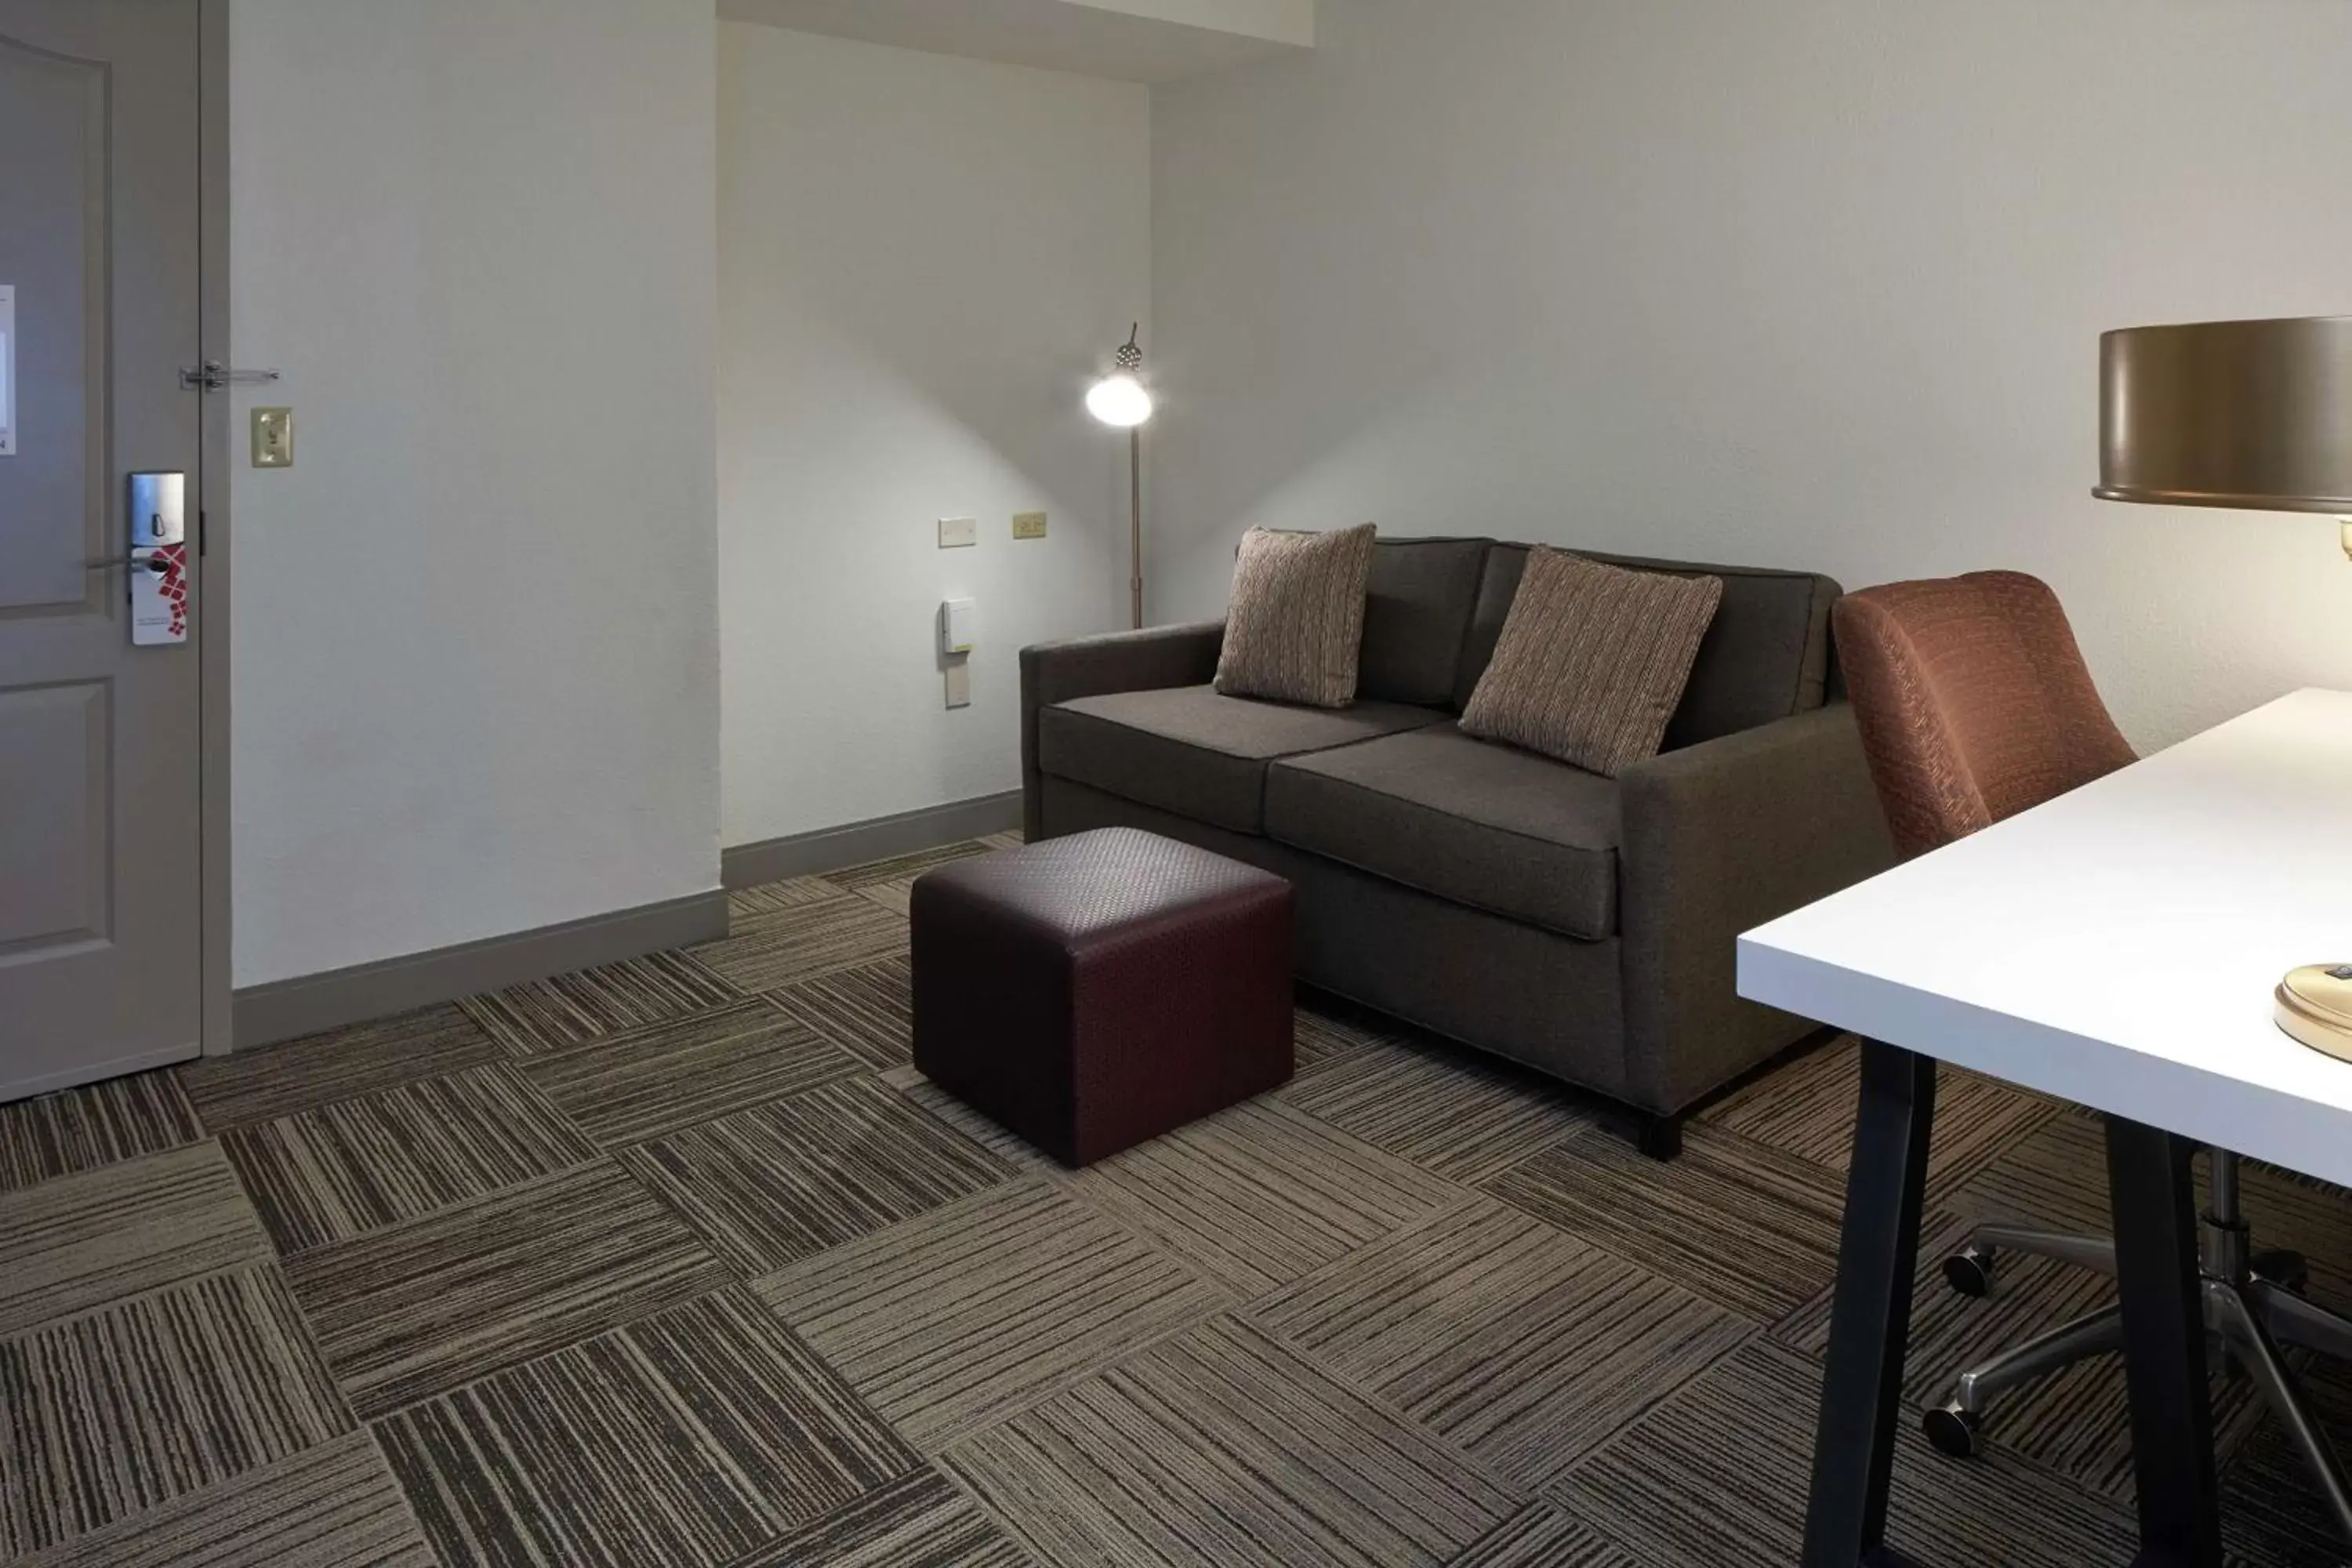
[87,554,172,574]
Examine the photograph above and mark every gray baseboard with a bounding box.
[230,888,730,1051]
[723,790,1022,889]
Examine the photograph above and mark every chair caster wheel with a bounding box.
[1923,1403,1984,1459]
[1944,1243,1997,1298]
[2252,1247,2310,1295]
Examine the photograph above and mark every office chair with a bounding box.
[1834,570,2352,1540]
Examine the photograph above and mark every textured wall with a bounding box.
[1150,0,2352,749]
[718,24,1148,846]
[230,0,720,985]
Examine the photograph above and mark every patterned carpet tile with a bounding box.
[1,1265,354,1557]
[690,896,910,993]
[768,958,915,1073]
[622,1076,1014,1275]
[731,876,847,918]
[519,1000,863,1147]
[2214,1352,2352,1566]
[889,1073,1065,1176]
[1704,1036,2056,1198]
[822,843,995,916]
[757,1179,1232,1453]
[179,1005,503,1131]
[1484,1123,1846,1323]
[459,950,739,1055]
[222,1064,597,1254]
[9,1428,435,1568]
[1283,1037,1597,1183]
[1251,1196,1751,1490]
[1292,1001,1396,1076]
[0,1071,205,1194]
[727,1465,1035,1568]
[0,1140,271,1337]
[1554,1339,2136,1567]
[944,1316,1519,1568]
[1446,1504,1640,1568]
[377,1286,916,1568]
[284,1159,731,1419]
[1064,1098,1470,1298]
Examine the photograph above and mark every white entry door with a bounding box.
[0,0,208,1098]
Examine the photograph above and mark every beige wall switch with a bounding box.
[938,516,977,548]
[252,406,294,468]
[944,659,972,709]
[1013,510,1047,539]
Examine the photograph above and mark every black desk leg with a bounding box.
[2103,1116,2222,1568]
[1803,1039,1936,1568]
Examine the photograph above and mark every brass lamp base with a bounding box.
[2275,964,2352,1062]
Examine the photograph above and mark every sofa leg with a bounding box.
[1636,1112,1685,1161]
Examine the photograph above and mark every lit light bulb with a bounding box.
[1087,372,1154,428]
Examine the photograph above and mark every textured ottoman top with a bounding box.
[913,828,1290,951]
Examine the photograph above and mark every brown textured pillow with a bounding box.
[1460,548,1723,776]
[1214,524,1377,708]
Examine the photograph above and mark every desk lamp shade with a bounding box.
[2098,317,2352,549]
[2096,316,2352,1058]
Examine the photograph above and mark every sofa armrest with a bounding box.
[1616,703,1896,1115]
[1021,621,1225,840]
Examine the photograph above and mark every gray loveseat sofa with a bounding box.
[1019,535,1894,1156]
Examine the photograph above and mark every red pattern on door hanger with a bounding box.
[158,544,187,637]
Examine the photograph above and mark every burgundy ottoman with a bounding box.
[909,827,1294,1167]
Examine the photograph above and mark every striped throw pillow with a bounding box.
[1460,548,1722,776]
[1214,524,1377,708]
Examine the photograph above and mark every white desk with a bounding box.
[1738,687,2352,1568]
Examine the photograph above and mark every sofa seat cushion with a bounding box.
[1265,723,1621,939]
[1037,684,1448,835]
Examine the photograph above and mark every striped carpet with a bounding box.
[6,833,2352,1566]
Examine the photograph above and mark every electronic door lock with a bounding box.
[122,473,189,645]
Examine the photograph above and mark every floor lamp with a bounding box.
[1087,325,1154,630]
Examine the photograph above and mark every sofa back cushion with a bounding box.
[1356,536,1493,706]
[1453,545,1838,747]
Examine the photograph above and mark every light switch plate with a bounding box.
[938,516,977,549]
[252,406,294,468]
[944,660,972,709]
[1013,510,1047,540]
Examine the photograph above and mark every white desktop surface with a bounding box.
[1739,687,2352,1189]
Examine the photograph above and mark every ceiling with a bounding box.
[720,0,1313,85]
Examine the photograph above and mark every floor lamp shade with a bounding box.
[2096,317,2352,513]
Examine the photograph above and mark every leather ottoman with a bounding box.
[909,826,1295,1167]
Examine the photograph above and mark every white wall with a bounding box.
[230,0,720,987]
[1150,0,2352,750]
[719,24,1148,847]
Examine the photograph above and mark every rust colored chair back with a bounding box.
[1831,571,2136,860]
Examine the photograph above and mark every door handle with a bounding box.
[86,554,173,574]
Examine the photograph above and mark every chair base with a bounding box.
[1930,1152,2352,1544]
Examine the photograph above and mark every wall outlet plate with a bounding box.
[938,516,977,549]
[1013,510,1047,540]
[252,406,294,468]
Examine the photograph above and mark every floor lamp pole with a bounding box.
[1129,426,1144,630]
